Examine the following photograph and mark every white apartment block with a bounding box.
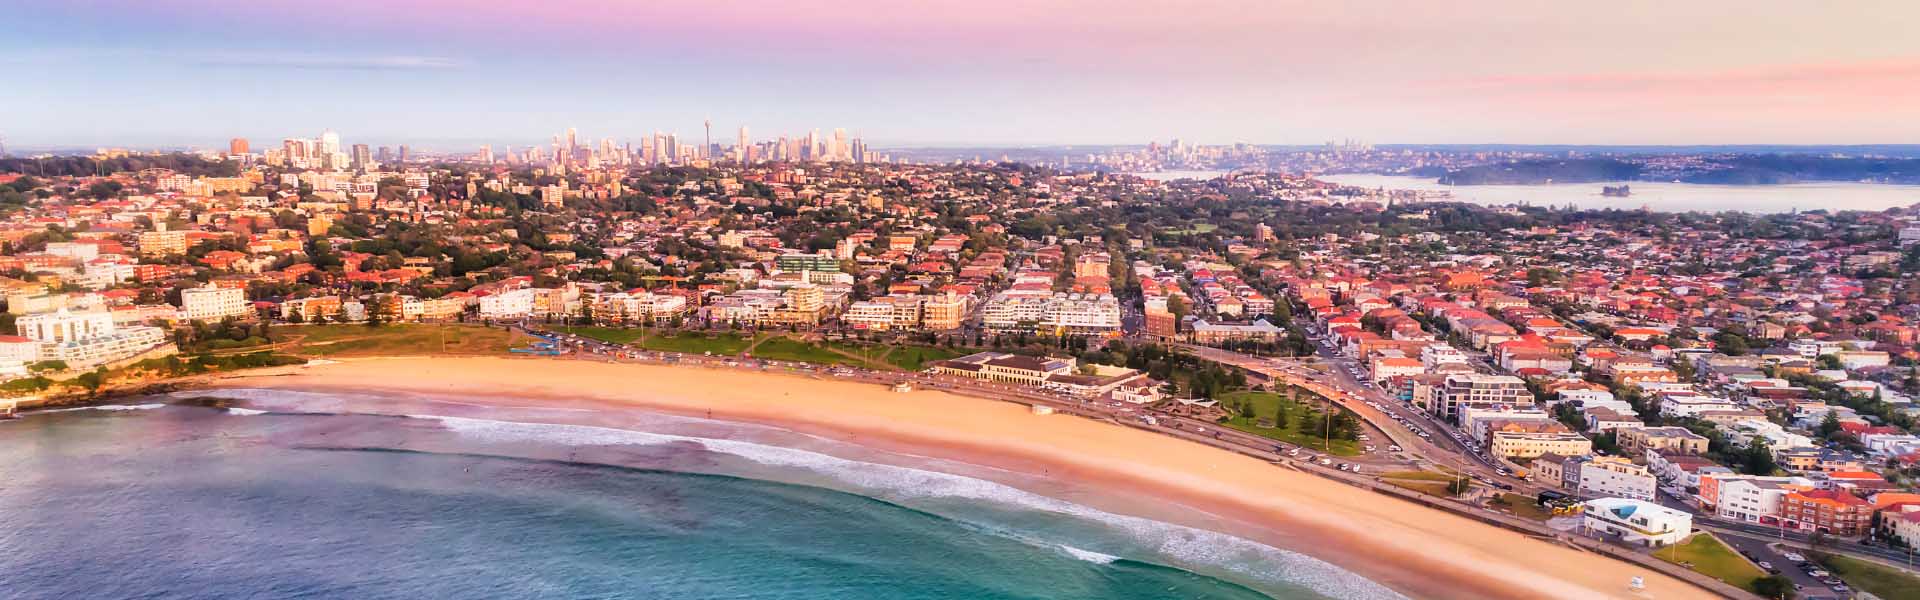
[180,285,249,322]
[981,292,1120,337]
[1577,457,1657,500]
[14,309,169,368]
[479,288,537,319]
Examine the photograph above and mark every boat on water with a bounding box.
[1601,184,1633,197]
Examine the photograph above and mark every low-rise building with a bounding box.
[1582,498,1692,546]
[931,351,1076,385]
[1577,456,1657,500]
[1617,426,1710,456]
[1490,429,1593,459]
[1782,489,1871,536]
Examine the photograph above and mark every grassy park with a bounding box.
[1823,554,1920,600]
[1377,469,1470,498]
[1655,534,1765,593]
[1216,390,1361,456]
[749,337,866,367]
[569,327,755,356]
[286,324,522,357]
[881,345,965,371]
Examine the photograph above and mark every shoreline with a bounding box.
[198,356,1728,599]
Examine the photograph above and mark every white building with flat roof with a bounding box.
[12,308,169,369]
[1577,457,1657,500]
[1582,498,1692,546]
[180,285,249,322]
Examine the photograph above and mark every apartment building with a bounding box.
[1490,429,1593,459]
[1577,456,1657,500]
[1700,474,1812,523]
[15,309,168,368]
[1782,490,1870,536]
[137,230,188,258]
[981,292,1120,337]
[1435,373,1531,423]
[1617,426,1710,456]
[180,285,249,321]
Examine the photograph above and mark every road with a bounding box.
[1180,343,1534,495]
[1708,531,1847,600]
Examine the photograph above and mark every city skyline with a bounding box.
[6,1,1920,148]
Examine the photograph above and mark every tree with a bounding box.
[1446,477,1471,495]
[1817,409,1843,439]
[27,360,68,374]
[1750,575,1793,600]
[1742,440,1778,475]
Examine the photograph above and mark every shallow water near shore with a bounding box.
[0,390,1408,600]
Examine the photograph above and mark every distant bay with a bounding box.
[1320,174,1920,214]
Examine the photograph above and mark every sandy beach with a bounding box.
[213,357,1724,600]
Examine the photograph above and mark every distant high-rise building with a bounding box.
[736,126,749,163]
[479,145,494,164]
[397,145,409,164]
[319,130,341,157]
[376,146,392,163]
[228,138,249,155]
[350,144,371,169]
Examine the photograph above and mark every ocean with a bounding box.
[1319,173,1920,213]
[0,391,1408,600]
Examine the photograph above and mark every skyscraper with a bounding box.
[350,144,371,169]
[397,145,409,164]
[319,130,341,157]
[228,138,249,155]
[737,126,749,163]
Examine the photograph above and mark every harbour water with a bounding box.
[0,392,1408,600]
[1319,173,1920,213]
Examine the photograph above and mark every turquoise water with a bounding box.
[0,397,1404,599]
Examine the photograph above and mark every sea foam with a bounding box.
[32,403,168,414]
[415,414,1408,600]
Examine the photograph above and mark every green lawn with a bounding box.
[883,345,966,371]
[567,326,650,345]
[748,337,865,366]
[1383,479,1457,497]
[1380,470,1458,482]
[1656,534,1765,593]
[1824,554,1920,600]
[289,324,520,357]
[1216,390,1361,456]
[569,328,754,356]
[1490,493,1553,521]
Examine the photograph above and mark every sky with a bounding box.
[4,0,1920,150]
